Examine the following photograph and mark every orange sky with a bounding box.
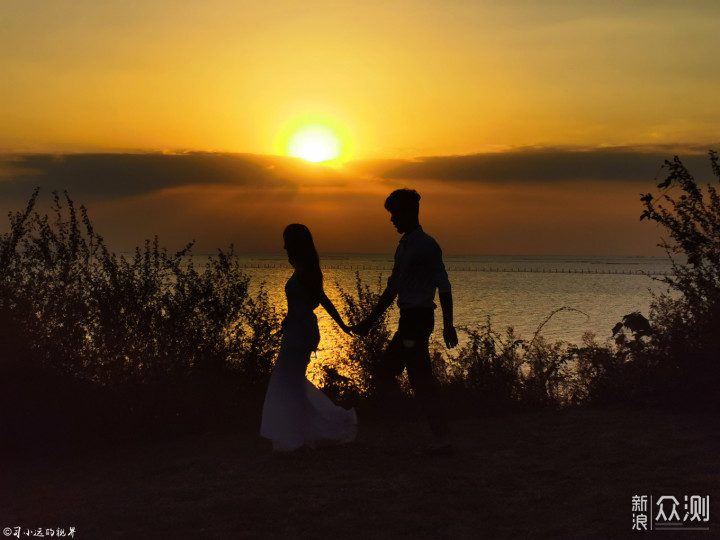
[1,1,719,255]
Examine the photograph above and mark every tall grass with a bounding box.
[0,191,286,445]
[0,190,282,388]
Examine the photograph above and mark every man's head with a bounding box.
[385,188,420,234]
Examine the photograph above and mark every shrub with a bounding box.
[444,319,524,410]
[443,308,591,411]
[0,190,282,389]
[331,272,394,399]
[640,151,720,406]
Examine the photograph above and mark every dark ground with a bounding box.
[2,407,718,539]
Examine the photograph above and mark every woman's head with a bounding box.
[283,223,320,270]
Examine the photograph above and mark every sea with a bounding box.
[235,254,674,382]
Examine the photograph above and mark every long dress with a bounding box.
[260,273,357,452]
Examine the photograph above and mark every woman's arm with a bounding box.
[320,290,350,334]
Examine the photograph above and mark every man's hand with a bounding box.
[349,319,372,337]
[443,326,458,349]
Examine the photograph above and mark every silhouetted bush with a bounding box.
[320,272,393,404]
[0,190,283,387]
[639,151,720,407]
[443,320,524,410]
[0,190,284,445]
[566,151,720,408]
[572,324,655,406]
[441,308,597,411]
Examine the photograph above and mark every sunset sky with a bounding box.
[2,1,719,255]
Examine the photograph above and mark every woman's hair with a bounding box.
[283,224,323,291]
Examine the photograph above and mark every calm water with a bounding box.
[236,254,673,382]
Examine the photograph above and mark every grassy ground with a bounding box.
[2,407,718,539]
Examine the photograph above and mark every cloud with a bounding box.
[0,152,313,199]
[0,151,380,253]
[2,146,716,204]
[347,145,719,185]
[0,146,715,256]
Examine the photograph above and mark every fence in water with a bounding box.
[237,263,671,276]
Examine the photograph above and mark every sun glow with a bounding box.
[286,124,343,163]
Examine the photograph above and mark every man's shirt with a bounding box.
[386,226,452,310]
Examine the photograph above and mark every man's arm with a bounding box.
[439,291,458,348]
[350,287,396,337]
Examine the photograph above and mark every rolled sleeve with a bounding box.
[386,244,402,295]
[435,266,451,294]
[432,247,452,293]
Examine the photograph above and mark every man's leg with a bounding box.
[374,330,407,408]
[403,310,449,440]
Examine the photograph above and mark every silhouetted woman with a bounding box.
[260,224,357,452]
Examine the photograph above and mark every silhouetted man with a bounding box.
[351,188,457,454]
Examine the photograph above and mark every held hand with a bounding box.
[443,326,458,349]
[349,320,372,337]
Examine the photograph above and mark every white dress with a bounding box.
[260,273,357,452]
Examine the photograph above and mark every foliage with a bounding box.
[639,151,720,405]
[0,190,282,390]
[445,320,525,410]
[330,272,393,399]
[233,283,285,386]
[444,308,592,410]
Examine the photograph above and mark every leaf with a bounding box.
[622,312,652,336]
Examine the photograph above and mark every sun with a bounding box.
[286,124,342,163]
